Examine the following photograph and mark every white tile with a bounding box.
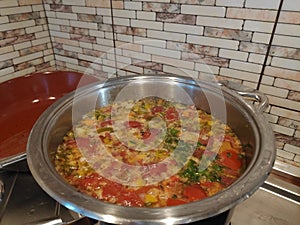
[32,37,50,46]
[230,60,262,73]
[264,66,300,82]
[35,31,49,39]
[133,36,166,48]
[141,0,170,2]
[50,30,70,39]
[89,30,105,38]
[103,16,112,24]
[116,33,133,43]
[0,51,19,60]
[276,149,295,160]
[284,144,300,155]
[271,57,300,71]
[144,46,181,59]
[116,42,142,52]
[56,55,78,64]
[248,53,268,64]
[13,52,43,64]
[96,37,114,47]
[93,43,114,52]
[265,113,278,123]
[164,23,203,35]
[46,11,55,18]
[97,8,111,16]
[14,41,32,50]
[63,44,83,53]
[147,30,186,42]
[32,5,44,12]
[261,75,274,85]
[0,6,31,16]
[80,41,93,49]
[163,65,199,78]
[124,1,142,10]
[113,9,136,18]
[44,54,54,62]
[220,68,260,82]
[241,81,257,89]
[0,16,9,24]
[272,124,294,136]
[113,18,130,26]
[259,84,289,98]
[282,0,300,11]
[105,32,114,40]
[188,35,239,50]
[245,0,280,9]
[62,0,85,6]
[244,21,274,33]
[274,78,300,92]
[0,20,35,32]
[131,19,163,30]
[0,67,14,80]
[295,130,300,138]
[65,63,86,73]
[216,0,244,7]
[111,54,132,64]
[196,16,243,29]
[272,35,300,48]
[294,154,300,163]
[0,0,18,7]
[56,12,77,20]
[48,18,70,26]
[78,53,98,63]
[70,20,98,30]
[122,49,151,61]
[276,24,300,37]
[152,55,194,70]
[137,11,155,21]
[48,24,60,31]
[219,49,248,61]
[26,25,43,34]
[195,63,219,75]
[270,106,300,121]
[252,32,271,44]
[269,95,300,111]
[0,45,13,55]
[182,5,226,17]
[72,6,95,14]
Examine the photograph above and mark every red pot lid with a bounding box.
[0,71,98,160]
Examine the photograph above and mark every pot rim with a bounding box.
[27,74,275,224]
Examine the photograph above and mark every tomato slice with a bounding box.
[166,198,187,206]
[183,184,207,201]
[165,107,178,121]
[100,120,113,127]
[151,106,164,113]
[219,149,242,171]
[117,191,144,207]
[125,120,142,128]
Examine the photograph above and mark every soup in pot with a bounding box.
[54,97,245,207]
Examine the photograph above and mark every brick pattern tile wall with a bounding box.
[0,0,55,83]
[0,0,299,168]
[260,0,300,165]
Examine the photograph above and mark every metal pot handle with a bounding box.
[218,80,269,112]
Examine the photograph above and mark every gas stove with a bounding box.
[0,160,299,225]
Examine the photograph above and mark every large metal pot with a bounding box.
[26,75,275,224]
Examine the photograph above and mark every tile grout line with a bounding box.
[256,0,284,90]
[42,1,56,70]
[109,0,118,77]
